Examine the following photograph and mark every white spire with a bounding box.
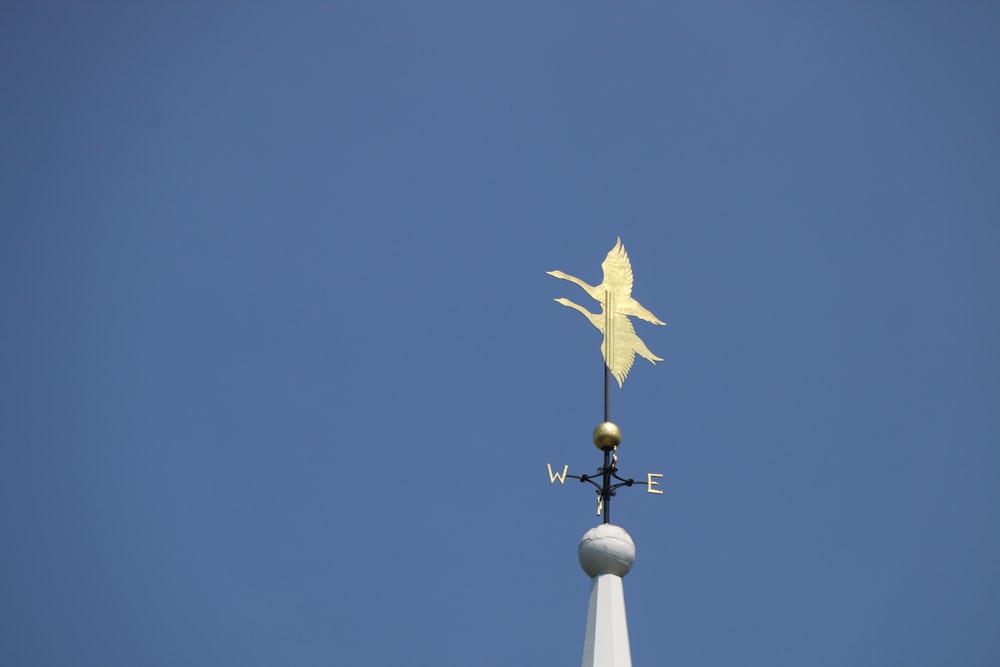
[578,524,636,667]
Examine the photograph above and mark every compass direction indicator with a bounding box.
[545,238,666,525]
[547,422,664,522]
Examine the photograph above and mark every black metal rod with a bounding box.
[604,365,610,423]
[602,448,611,524]
[571,475,602,490]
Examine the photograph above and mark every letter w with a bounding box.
[547,463,569,484]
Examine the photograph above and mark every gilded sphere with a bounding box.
[592,421,622,450]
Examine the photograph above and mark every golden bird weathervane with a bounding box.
[545,237,666,523]
[548,237,665,388]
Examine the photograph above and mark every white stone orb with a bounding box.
[578,524,636,578]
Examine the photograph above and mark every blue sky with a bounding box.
[2,2,998,665]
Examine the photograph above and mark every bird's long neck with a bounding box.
[557,299,602,331]
[558,272,598,297]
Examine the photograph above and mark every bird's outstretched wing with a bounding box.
[603,312,637,388]
[603,311,663,387]
[600,237,634,299]
[606,349,635,388]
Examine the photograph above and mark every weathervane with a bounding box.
[546,237,664,523]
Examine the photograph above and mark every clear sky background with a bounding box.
[2,2,999,666]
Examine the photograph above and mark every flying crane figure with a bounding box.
[548,238,665,387]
